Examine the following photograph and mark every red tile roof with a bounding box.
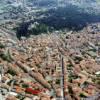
[25,88,41,95]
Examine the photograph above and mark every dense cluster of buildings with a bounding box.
[0,1,100,100]
[0,26,100,99]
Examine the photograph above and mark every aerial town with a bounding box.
[0,0,100,100]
